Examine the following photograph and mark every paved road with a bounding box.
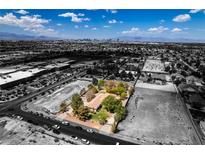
[179,59,197,72]
[1,107,136,145]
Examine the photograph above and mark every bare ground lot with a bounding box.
[0,117,73,145]
[116,87,200,145]
[25,80,91,114]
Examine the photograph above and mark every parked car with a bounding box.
[81,138,90,145]
[116,142,120,145]
[71,136,78,140]
[52,125,60,130]
[86,129,94,133]
[16,116,23,120]
[62,121,70,125]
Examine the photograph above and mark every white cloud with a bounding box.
[58,12,90,23]
[108,19,122,24]
[0,13,55,35]
[57,23,62,26]
[77,13,85,17]
[84,25,89,28]
[122,27,140,34]
[15,9,29,15]
[92,27,97,30]
[189,9,202,14]
[148,26,168,33]
[173,14,191,22]
[171,28,182,32]
[106,9,118,14]
[103,25,110,28]
[110,10,118,14]
[108,19,117,24]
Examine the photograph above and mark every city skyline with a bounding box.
[0,9,205,40]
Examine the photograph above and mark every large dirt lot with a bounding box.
[25,80,91,114]
[116,87,200,145]
[0,116,73,145]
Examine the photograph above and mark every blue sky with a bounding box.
[0,9,205,40]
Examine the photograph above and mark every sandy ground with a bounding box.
[0,116,75,145]
[25,80,91,114]
[116,87,199,145]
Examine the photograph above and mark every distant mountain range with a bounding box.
[114,36,205,43]
[0,32,59,40]
[0,32,205,43]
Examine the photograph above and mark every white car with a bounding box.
[62,121,69,125]
[71,136,78,140]
[16,116,23,120]
[86,129,94,133]
[52,125,60,130]
[81,138,90,145]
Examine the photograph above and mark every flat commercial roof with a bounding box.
[0,68,45,86]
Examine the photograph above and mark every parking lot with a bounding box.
[24,80,91,114]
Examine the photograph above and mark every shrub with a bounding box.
[98,79,105,87]
[128,87,135,96]
[86,91,96,102]
[93,109,109,125]
[120,92,127,100]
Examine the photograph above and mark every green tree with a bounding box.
[102,95,122,113]
[77,106,91,121]
[60,101,68,112]
[111,122,118,133]
[98,79,105,89]
[71,93,83,114]
[114,106,127,122]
